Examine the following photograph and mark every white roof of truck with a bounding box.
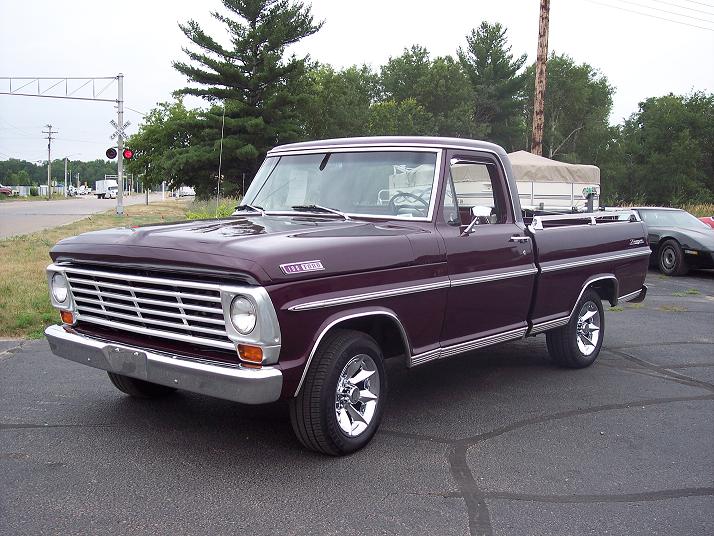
[507,150,600,185]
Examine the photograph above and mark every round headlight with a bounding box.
[51,273,69,304]
[230,296,256,334]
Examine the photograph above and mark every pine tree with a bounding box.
[172,0,322,196]
[458,22,527,150]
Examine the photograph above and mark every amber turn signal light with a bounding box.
[238,344,263,365]
[60,310,74,324]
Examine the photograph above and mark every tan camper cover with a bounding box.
[507,150,600,185]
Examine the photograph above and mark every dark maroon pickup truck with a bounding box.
[45,137,649,455]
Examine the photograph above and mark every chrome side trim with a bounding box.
[530,317,570,334]
[440,327,527,358]
[409,348,441,367]
[408,327,527,367]
[450,268,537,287]
[294,311,411,396]
[541,249,651,273]
[288,280,451,312]
[44,325,282,405]
[618,285,647,304]
[289,269,536,312]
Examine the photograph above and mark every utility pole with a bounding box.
[116,73,124,215]
[42,124,58,199]
[531,0,550,156]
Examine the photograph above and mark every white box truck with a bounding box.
[95,180,119,199]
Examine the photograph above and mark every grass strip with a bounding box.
[0,200,188,339]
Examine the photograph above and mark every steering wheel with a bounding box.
[388,191,430,215]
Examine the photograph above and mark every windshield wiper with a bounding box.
[291,204,351,220]
[234,204,266,216]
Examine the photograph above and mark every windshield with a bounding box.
[241,150,439,219]
[639,209,709,229]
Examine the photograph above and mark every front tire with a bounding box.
[658,239,689,276]
[546,289,604,368]
[289,329,387,455]
[107,372,177,398]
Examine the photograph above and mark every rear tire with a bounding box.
[107,372,177,398]
[546,289,604,369]
[658,239,689,276]
[289,329,386,456]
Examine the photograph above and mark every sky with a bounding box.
[1,0,713,163]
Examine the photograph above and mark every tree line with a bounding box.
[4,0,711,206]
[0,158,118,189]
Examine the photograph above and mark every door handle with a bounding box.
[509,236,531,242]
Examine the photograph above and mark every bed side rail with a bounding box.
[528,210,641,231]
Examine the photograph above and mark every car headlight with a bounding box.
[230,296,257,334]
[51,272,69,304]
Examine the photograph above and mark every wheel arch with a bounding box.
[572,275,619,312]
[294,308,411,396]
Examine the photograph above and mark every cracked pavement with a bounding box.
[1,270,713,535]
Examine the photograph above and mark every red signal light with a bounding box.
[122,148,134,160]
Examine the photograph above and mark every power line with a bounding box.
[583,0,714,31]
[677,0,714,8]
[617,0,714,22]
[650,0,714,15]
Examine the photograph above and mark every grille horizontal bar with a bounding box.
[63,266,234,351]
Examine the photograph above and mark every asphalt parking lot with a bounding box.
[1,270,712,536]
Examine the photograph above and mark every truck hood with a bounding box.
[50,215,438,285]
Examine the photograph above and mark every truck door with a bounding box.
[437,150,536,350]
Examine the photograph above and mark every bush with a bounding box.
[186,197,241,220]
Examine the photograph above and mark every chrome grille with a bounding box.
[64,266,234,350]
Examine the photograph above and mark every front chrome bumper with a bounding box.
[44,325,283,404]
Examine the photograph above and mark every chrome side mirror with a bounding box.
[461,206,492,236]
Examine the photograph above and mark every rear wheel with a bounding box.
[289,329,386,456]
[107,372,177,398]
[546,289,604,368]
[658,239,689,276]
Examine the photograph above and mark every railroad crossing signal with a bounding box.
[109,119,131,140]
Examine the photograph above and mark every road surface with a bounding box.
[0,194,164,239]
[1,270,712,535]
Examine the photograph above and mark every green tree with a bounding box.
[367,99,434,136]
[301,63,377,139]
[523,54,614,164]
[603,92,714,205]
[172,0,322,195]
[458,22,527,149]
[380,46,475,137]
[125,100,199,190]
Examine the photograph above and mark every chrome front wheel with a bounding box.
[335,354,381,437]
[289,329,387,455]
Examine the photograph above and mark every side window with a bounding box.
[447,161,507,225]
